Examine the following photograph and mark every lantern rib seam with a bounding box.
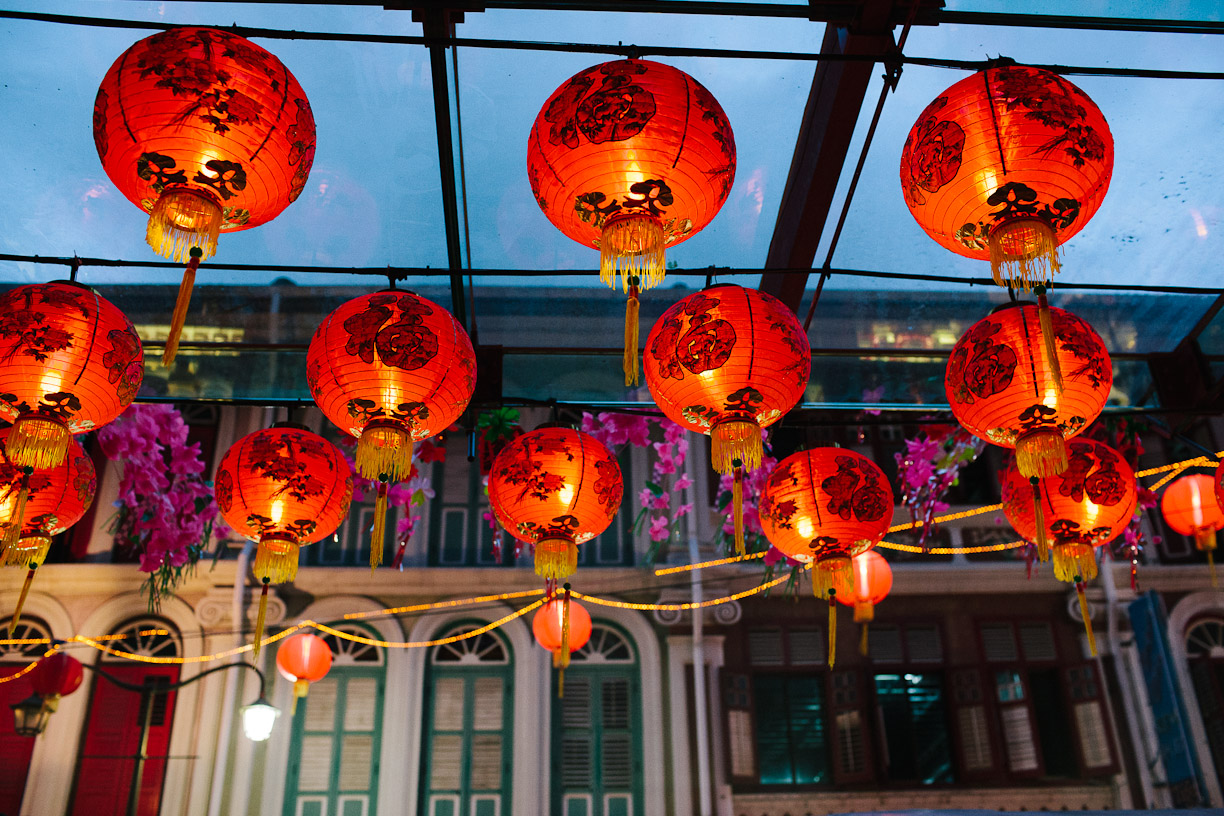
[983,68,1009,176]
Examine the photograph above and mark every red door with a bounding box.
[70,665,180,816]
[0,663,38,813]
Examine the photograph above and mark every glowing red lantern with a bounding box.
[1163,473,1223,583]
[95,27,316,363]
[307,290,475,566]
[29,653,84,701]
[216,425,352,653]
[759,448,892,667]
[901,63,1112,289]
[533,592,593,697]
[488,427,622,581]
[946,301,1110,480]
[644,284,809,553]
[1002,438,1135,656]
[528,59,736,384]
[837,550,893,623]
[276,632,333,713]
[0,282,143,471]
[1,429,95,635]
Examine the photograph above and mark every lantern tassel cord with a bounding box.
[827,590,837,669]
[732,463,745,557]
[624,276,640,387]
[1075,578,1097,658]
[8,566,36,637]
[1,470,32,555]
[558,583,572,699]
[1209,550,1218,588]
[1031,477,1049,561]
[370,478,389,570]
[253,580,270,659]
[859,623,869,657]
[162,248,201,367]
[1036,287,1063,394]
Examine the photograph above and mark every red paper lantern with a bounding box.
[533,597,593,657]
[901,64,1112,288]
[1001,438,1136,583]
[946,301,1110,479]
[30,653,84,701]
[528,59,735,384]
[488,427,622,581]
[837,550,893,623]
[1162,473,1223,563]
[216,425,352,652]
[0,282,143,470]
[644,284,809,553]
[276,632,333,710]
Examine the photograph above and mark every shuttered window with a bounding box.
[873,672,954,784]
[753,673,828,785]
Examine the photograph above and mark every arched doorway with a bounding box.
[1187,616,1224,792]
[0,617,52,814]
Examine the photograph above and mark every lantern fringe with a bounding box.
[1036,289,1063,394]
[253,582,270,660]
[732,465,745,557]
[1,476,30,556]
[1209,550,1218,589]
[989,218,1059,290]
[292,678,310,716]
[853,600,874,624]
[859,623,870,657]
[811,555,852,600]
[600,214,665,292]
[1075,580,1098,658]
[146,188,221,263]
[1015,429,1069,479]
[624,279,640,387]
[558,585,571,699]
[356,425,414,483]
[161,249,201,367]
[827,593,838,669]
[7,415,71,471]
[712,419,762,475]
[370,480,388,570]
[1053,543,1098,583]
[1195,529,1217,553]
[2,534,49,569]
[1031,478,1050,562]
[535,537,578,581]
[8,566,37,637]
[254,539,300,585]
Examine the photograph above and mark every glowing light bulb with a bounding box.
[1191,478,1204,528]
[977,168,998,197]
[1042,387,1060,411]
[1083,498,1100,526]
[856,556,870,596]
[558,483,575,507]
[797,518,814,540]
[271,500,285,525]
[39,370,62,396]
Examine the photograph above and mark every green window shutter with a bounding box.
[553,665,642,815]
[424,665,512,814]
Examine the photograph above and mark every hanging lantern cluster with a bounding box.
[277,632,333,714]
[528,59,736,385]
[901,63,1113,289]
[308,290,476,567]
[94,26,316,364]
[1162,473,1224,586]
[645,284,809,554]
[215,425,352,654]
[488,426,622,582]
[533,592,592,697]
[758,447,893,667]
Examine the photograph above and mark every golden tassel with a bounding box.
[6,415,71,471]
[811,554,852,600]
[253,580,270,660]
[370,478,388,570]
[1015,428,1069,479]
[161,248,200,367]
[732,462,745,556]
[535,537,578,581]
[558,584,572,699]
[859,623,870,657]
[254,537,300,585]
[1,470,31,556]
[356,424,414,483]
[1035,288,1063,394]
[853,600,874,624]
[989,218,1059,290]
[711,419,762,474]
[827,591,838,669]
[1053,543,1098,583]
[1030,477,1050,562]
[1076,579,1097,658]
[624,277,640,387]
[292,678,309,716]
[8,566,36,637]
[146,188,221,262]
[600,213,665,291]
[3,535,50,569]
[1209,550,1218,589]
[1196,528,1218,553]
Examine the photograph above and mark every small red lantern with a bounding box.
[216,425,352,654]
[837,550,893,656]
[307,290,475,566]
[644,284,809,554]
[29,653,85,702]
[1163,473,1224,584]
[1001,438,1136,656]
[276,632,333,714]
[759,448,892,667]
[0,282,143,471]
[488,427,622,581]
[95,27,316,363]
[901,63,1112,289]
[528,59,736,384]
[533,593,593,697]
[946,301,1110,480]
[1,429,95,635]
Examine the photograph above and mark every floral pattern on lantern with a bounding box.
[901,64,1112,288]
[488,427,622,581]
[94,26,315,261]
[946,301,1110,479]
[0,282,143,470]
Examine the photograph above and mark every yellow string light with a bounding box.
[573,568,800,611]
[654,552,763,576]
[0,649,52,684]
[343,588,546,620]
[877,538,1025,555]
[888,504,1004,533]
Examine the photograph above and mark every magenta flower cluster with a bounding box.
[894,426,984,547]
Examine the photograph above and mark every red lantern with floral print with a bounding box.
[1001,438,1135,656]
[94,27,316,364]
[307,290,475,567]
[488,427,622,582]
[533,592,593,696]
[0,428,95,635]
[1163,473,1224,584]
[946,301,1110,482]
[759,448,892,667]
[900,63,1112,289]
[276,632,333,713]
[528,59,736,385]
[216,425,352,654]
[644,284,809,555]
[0,282,143,472]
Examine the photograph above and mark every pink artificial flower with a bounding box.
[649,515,671,542]
[674,503,693,519]
[673,474,694,492]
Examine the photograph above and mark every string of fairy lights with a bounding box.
[0,450,1218,678]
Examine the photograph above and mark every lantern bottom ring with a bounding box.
[255,534,301,584]
[357,420,414,483]
[147,186,222,263]
[989,217,1060,291]
[534,535,578,581]
[599,212,665,292]
[1052,541,1098,583]
[711,417,762,474]
[3,534,52,568]
[7,413,72,471]
[1015,427,1069,479]
[811,551,852,600]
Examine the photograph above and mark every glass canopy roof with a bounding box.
[0,1,1220,413]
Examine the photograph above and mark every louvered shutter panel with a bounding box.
[720,670,757,783]
[787,629,824,666]
[828,670,872,783]
[947,668,1000,781]
[1018,623,1057,662]
[980,623,1019,662]
[747,629,784,666]
[429,677,467,791]
[991,669,1041,778]
[869,625,903,663]
[561,676,594,790]
[1062,662,1119,776]
[905,625,944,663]
[0,664,36,813]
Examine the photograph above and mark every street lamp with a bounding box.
[9,693,53,737]
[240,695,280,742]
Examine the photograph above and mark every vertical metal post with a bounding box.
[127,682,157,816]
[684,440,713,816]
